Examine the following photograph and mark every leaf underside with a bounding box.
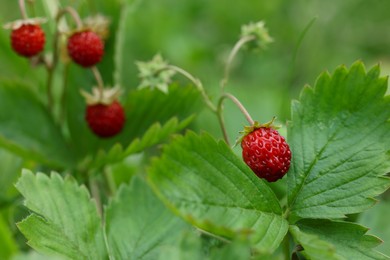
[288,61,390,219]
[148,131,288,253]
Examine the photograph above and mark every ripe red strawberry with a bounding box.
[11,24,45,57]
[86,100,125,138]
[67,30,104,67]
[241,123,291,182]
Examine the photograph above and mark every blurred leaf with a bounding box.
[358,200,390,256]
[288,61,390,219]
[0,149,23,200]
[0,80,75,168]
[291,219,389,260]
[105,176,191,259]
[148,132,288,253]
[90,116,194,169]
[16,170,107,260]
[0,215,17,260]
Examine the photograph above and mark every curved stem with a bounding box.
[57,6,83,30]
[218,93,254,125]
[220,35,255,92]
[18,0,28,19]
[166,65,217,112]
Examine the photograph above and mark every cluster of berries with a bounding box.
[5,15,125,138]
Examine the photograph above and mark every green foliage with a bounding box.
[291,219,388,260]
[16,170,107,260]
[148,132,289,253]
[0,0,389,258]
[0,80,75,168]
[105,177,191,259]
[287,61,390,220]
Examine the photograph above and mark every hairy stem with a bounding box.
[220,35,255,92]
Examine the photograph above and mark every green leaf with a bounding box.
[90,116,194,170]
[105,176,191,259]
[16,170,107,260]
[0,80,75,168]
[288,61,390,219]
[291,219,389,260]
[148,132,288,253]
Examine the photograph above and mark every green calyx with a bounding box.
[235,117,279,146]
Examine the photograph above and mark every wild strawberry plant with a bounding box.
[0,1,389,260]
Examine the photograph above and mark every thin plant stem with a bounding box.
[91,66,105,98]
[217,93,254,145]
[219,93,254,125]
[18,0,28,19]
[166,65,217,112]
[59,64,70,123]
[46,7,84,111]
[58,6,83,29]
[220,35,255,92]
[89,177,103,216]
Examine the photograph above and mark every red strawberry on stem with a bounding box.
[240,119,291,182]
[67,29,104,67]
[82,86,125,138]
[4,19,46,57]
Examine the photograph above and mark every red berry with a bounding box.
[11,24,45,57]
[241,127,291,182]
[67,30,104,67]
[85,101,125,138]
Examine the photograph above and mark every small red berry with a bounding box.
[241,127,291,182]
[11,24,45,57]
[86,101,125,138]
[67,30,104,67]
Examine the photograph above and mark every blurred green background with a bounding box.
[0,0,389,258]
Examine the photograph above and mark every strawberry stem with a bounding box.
[18,0,28,20]
[220,35,255,92]
[166,65,217,112]
[217,93,254,145]
[91,66,105,98]
[58,6,83,30]
[219,93,254,125]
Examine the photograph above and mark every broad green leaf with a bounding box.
[359,200,390,256]
[291,219,389,260]
[16,170,107,260]
[288,61,390,219]
[0,80,75,168]
[0,215,17,260]
[105,177,191,259]
[148,132,288,253]
[90,116,194,170]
